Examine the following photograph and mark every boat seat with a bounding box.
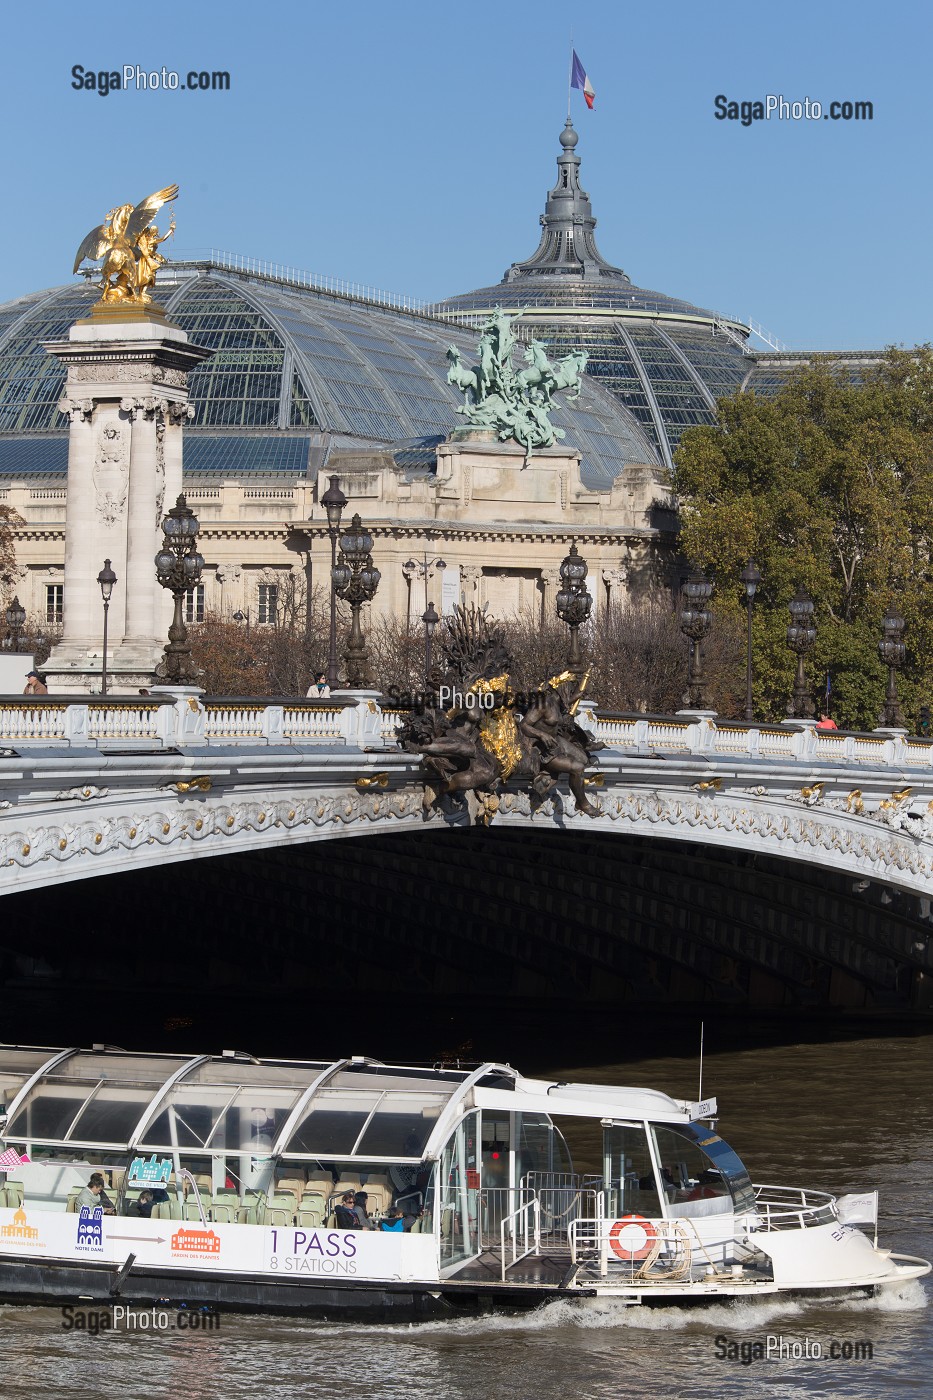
[183,1199,211,1221]
[4,1181,24,1207]
[262,1195,298,1227]
[275,1177,305,1198]
[152,1201,185,1221]
[237,1195,263,1226]
[304,1176,336,1200]
[210,1203,238,1225]
[325,1212,337,1228]
[297,1192,326,1226]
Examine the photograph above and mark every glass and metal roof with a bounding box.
[0,268,661,488]
[429,122,759,466]
[0,1047,511,1163]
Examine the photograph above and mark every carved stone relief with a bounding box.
[92,420,129,527]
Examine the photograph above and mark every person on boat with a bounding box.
[136,1188,170,1219]
[76,1172,115,1214]
[352,1191,375,1229]
[379,1207,404,1232]
[334,1192,359,1230]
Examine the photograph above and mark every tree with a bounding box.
[0,505,22,594]
[673,350,933,728]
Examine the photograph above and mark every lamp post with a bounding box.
[877,603,906,729]
[154,494,204,685]
[739,559,761,722]
[333,513,380,689]
[96,560,117,696]
[679,571,713,710]
[786,586,817,720]
[4,595,25,652]
[320,475,347,688]
[232,607,250,638]
[422,600,439,691]
[404,553,447,624]
[555,543,592,678]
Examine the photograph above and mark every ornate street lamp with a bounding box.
[333,513,380,688]
[320,475,347,689]
[680,571,713,710]
[4,595,25,652]
[739,560,761,723]
[786,585,817,720]
[422,600,439,691]
[404,553,446,624]
[555,543,592,677]
[154,494,204,686]
[877,603,906,729]
[96,560,117,696]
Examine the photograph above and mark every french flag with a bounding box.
[571,51,595,109]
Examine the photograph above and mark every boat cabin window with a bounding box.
[602,1123,662,1218]
[650,1124,754,1216]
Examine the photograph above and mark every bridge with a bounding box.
[2,693,933,1028]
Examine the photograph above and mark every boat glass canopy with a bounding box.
[0,1049,486,1163]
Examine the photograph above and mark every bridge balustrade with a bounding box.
[0,697,930,771]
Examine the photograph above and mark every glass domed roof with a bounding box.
[432,120,754,467]
[0,267,661,490]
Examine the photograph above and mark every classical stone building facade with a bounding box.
[0,122,881,653]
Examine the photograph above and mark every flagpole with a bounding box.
[567,36,573,121]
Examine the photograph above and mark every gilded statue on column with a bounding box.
[73,185,178,306]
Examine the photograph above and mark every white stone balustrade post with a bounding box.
[63,704,93,747]
[261,705,285,743]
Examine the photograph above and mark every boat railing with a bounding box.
[500,1197,541,1282]
[476,1188,536,1249]
[752,1183,837,1231]
[569,1215,728,1281]
[521,1171,603,1237]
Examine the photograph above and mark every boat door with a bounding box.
[438,1109,481,1272]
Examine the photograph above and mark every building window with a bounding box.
[184,585,205,624]
[258,583,278,625]
[45,584,63,624]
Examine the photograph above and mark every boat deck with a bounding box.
[453,1248,578,1288]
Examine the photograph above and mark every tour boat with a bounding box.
[0,1045,927,1319]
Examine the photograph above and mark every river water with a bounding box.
[0,1034,930,1399]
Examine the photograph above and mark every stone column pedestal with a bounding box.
[42,310,211,694]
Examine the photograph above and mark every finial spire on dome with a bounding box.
[503,124,630,285]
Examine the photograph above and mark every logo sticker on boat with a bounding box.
[171,1227,221,1257]
[76,1206,104,1252]
[0,1207,44,1246]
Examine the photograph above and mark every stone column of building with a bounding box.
[43,315,211,693]
[539,568,561,623]
[459,564,480,609]
[602,565,628,613]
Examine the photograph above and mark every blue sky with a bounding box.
[2,0,930,349]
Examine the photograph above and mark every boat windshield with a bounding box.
[650,1122,755,1215]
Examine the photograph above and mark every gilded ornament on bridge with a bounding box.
[446,309,587,463]
[73,185,178,309]
[397,604,603,822]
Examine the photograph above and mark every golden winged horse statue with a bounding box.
[73,185,178,305]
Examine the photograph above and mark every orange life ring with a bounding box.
[608,1215,658,1261]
